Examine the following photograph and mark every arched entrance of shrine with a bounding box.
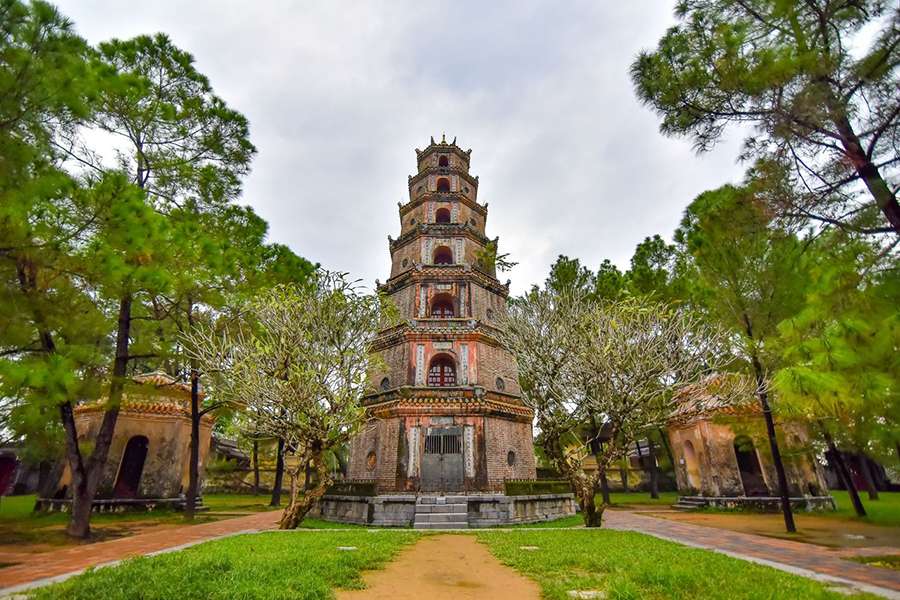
[733,435,768,496]
[113,435,149,498]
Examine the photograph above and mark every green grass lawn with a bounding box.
[477,529,876,599]
[201,493,281,513]
[607,491,679,507]
[828,490,900,527]
[28,530,420,600]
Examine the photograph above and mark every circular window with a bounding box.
[417,186,424,193]
[380,376,390,391]
[507,450,516,467]
[469,218,477,226]
[496,377,505,391]
[409,218,416,226]
[401,258,409,268]
[486,308,494,320]
[366,451,377,471]
[463,187,469,193]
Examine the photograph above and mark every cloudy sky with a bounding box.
[57,1,747,295]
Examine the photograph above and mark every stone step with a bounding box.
[414,503,467,514]
[414,513,468,524]
[413,522,469,530]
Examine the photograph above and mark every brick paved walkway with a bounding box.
[605,510,900,597]
[0,510,280,595]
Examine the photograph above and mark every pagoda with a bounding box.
[347,136,536,493]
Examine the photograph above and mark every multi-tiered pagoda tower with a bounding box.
[347,137,536,493]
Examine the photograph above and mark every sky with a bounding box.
[56,0,748,295]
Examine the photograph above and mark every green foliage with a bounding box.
[632,0,900,234]
[774,233,899,460]
[475,239,517,274]
[29,530,420,600]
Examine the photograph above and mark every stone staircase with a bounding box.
[413,495,468,529]
[672,496,709,511]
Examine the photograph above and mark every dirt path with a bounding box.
[337,534,540,600]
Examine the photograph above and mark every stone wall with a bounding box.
[484,417,536,489]
[312,493,575,527]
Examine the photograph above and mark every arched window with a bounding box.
[113,435,149,499]
[433,246,453,265]
[430,294,455,318]
[436,178,450,192]
[427,354,456,387]
[435,208,451,224]
[438,155,449,167]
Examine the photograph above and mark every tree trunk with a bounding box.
[647,437,659,499]
[750,353,796,533]
[620,458,629,493]
[270,438,285,507]
[278,452,331,529]
[65,293,132,538]
[823,431,866,517]
[252,439,260,495]
[828,105,900,234]
[658,427,675,469]
[580,477,604,527]
[599,470,611,505]
[185,299,200,520]
[857,454,879,501]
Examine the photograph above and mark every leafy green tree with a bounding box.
[632,1,900,235]
[53,33,260,527]
[546,255,596,296]
[775,233,899,514]
[676,183,809,532]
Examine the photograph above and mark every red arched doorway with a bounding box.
[435,207,451,223]
[436,178,450,192]
[113,435,149,498]
[427,354,457,387]
[433,246,453,265]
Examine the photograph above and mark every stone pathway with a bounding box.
[0,510,280,596]
[336,534,540,600]
[605,510,900,597]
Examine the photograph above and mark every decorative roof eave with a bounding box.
[75,399,217,422]
[361,387,532,421]
[408,168,478,188]
[379,265,510,296]
[370,320,505,351]
[400,193,486,217]
[415,137,472,164]
[389,223,490,253]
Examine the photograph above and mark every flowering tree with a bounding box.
[499,291,734,527]
[185,271,392,528]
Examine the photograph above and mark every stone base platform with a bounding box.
[36,496,207,513]
[673,495,836,512]
[311,493,577,528]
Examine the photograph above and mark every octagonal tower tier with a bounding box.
[347,137,536,493]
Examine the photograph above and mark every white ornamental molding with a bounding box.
[407,427,420,477]
[464,425,475,478]
[454,238,464,264]
[427,201,435,223]
[415,344,425,385]
[451,204,459,223]
[422,238,432,263]
[460,343,469,384]
[418,285,427,317]
[460,283,468,316]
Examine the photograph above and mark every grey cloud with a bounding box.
[57,0,747,295]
